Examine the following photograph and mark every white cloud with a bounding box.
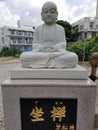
[0,0,97,27]
[92,1,96,8]
[71,6,78,13]
[87,0,92,2]
[0,1,19,26]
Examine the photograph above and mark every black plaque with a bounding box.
[20,98,77,130]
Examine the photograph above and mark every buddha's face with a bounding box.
[41,2,58,25]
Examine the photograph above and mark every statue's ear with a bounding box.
[57,12,58,16]
[56,12,58,20]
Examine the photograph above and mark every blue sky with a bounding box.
[0,0,96,27]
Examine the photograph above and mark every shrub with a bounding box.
[67,35,98,61]
[0,47,21,57]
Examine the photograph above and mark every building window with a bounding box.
[78,32,84,41]
[25,38,28,43]
[84,32,87,39]
[79,25,84,30]
[96,24,98,29]
[2,37,4,43]
[29,38,33,44]
[10,30,15,35]
[30,32,34,36]
[92,32,96,38]
[90,22,93,29]
[18,38,22,43]
[23,31,29,36]
[11,38,17,44]
[16,31,23,35]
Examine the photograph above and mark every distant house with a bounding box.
[72,17,98,41]
[0,20,35,52]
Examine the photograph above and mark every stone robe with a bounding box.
[20,23,78,68]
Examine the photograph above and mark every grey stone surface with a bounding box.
[11,64,88,79]
[2,78,97,130]
[0,63,98,130]
[0,63,20,130]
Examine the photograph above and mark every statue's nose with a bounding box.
[47,12,51,16]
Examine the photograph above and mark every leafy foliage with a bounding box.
[70,31,80,42]
[0,47,21,57]
[56,20,72,42]
[56,20,79,42]
[67,35,98,61]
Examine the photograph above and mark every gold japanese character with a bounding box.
[55,124,61,130]
[30,107,44,122]
[61,124,68,130]
[51,106,66,122]
[69,124,75,130]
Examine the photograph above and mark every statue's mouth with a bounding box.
[47,17,52,19]
[46,18,53,21]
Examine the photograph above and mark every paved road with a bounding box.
[0,63,20,83]
[0,63,98,130]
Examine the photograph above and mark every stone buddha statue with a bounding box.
[20,1,78,68]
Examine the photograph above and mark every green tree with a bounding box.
[56,20,80,42]
[56,20,72,42]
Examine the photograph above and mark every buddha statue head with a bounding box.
[41,1,58,25]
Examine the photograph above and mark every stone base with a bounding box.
[11,64,88,79]
[1,78,97,130]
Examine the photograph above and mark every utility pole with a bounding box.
[96,0,98,19]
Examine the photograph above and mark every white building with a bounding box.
[72,17,98,41]
[0,21,35,52]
